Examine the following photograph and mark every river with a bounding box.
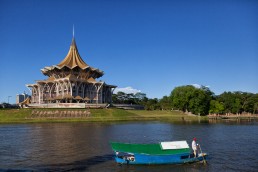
[0,120,257,171]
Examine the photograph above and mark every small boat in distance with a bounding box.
[110,141,207,165]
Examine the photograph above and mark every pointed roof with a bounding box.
[41,36,104,78]
[47,75,55,82]
[87,77,96,82]
[57,37,89,69]
[74,95,83,100]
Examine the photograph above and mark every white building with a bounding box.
[26,36,116,105]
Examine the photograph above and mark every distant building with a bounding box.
[26,36,116,104]
[16,93,30,104]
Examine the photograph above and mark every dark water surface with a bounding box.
[0,120,258,171]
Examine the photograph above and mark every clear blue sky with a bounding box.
[0,0,257,103]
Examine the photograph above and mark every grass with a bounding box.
[0,109,33,123]
[0,108,207,123]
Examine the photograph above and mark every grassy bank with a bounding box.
[0,108,207,123]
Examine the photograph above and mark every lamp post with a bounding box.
[8,96,12,104]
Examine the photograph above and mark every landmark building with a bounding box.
[27,36,116,105]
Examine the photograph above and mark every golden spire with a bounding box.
[41,29,104,79]
[57,35,89,69]
[73,24,75,38]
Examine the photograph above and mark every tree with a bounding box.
[238,92,258,114]
[170,85,195,112]
[254,102,258,114]
[144,98,160,110]
[170,85,213,115]
[188,88,211,115]
[217,92,258,114]
[209,100,224,114]
[250,94,258,114]
[217,92,235,113]
[116,91,128,103]
[134,92,147,100]
[134,92,147,104]
[112,86,258,115]
[112,91,148,105]
[112,94,118,104]
[232,98,241,114]
[159,96,172,110]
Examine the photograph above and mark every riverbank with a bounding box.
[208,113,258,120]
[0,108,206,123]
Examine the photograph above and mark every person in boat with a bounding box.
[192,137,198,157]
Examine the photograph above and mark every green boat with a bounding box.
[111,141,207,165]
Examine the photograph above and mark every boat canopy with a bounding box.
[160,141,189,150]
[111,142,191,155]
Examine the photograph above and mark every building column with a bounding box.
[96,83,104,104]
[111,88,116,104]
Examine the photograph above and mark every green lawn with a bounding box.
[0,108,206,123]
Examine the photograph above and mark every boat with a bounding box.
[110,141,207,165]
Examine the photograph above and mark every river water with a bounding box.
[0,120,257,171]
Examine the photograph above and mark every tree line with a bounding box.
[112,85,258,116]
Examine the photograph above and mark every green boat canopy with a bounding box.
[111,141,191,155]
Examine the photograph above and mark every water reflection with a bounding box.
[208,118,258,125]
[0,120,257,171]
[34,154,114,171]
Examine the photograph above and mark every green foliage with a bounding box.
[170,85,213,115]
[209,100,224,114]
[170,85,195,112]
[112,92,147,104]
[159,96,172,110]
[143,98,160,110]
[188,88,211,115]
[241,93,258,114]
[112,86,258,115]
[218,91,258,114]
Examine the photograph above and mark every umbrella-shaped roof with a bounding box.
[74,95,83,100]
[57,38,89,69]
[63,94,74,99]
[55,95,63,100]
[41,37,104,78]
[83,97,90,101]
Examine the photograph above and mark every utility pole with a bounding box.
[8,96,11,104]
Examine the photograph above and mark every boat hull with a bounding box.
[111,141,207,165]
[114,152,207,165]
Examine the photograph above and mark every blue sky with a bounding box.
[0,0,257,103]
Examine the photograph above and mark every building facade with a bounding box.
[16,93,30,104]
[27,37,116,104]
